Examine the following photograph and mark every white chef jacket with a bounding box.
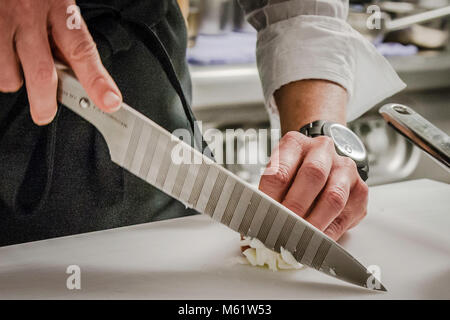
[238,0,406,129]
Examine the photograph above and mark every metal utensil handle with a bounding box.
[379,104,450,172]
[385,5,450,32]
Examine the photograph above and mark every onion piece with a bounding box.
[239,236,304,271]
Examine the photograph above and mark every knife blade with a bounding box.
[56,65,386,291]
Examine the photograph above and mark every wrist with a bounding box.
[274,79,348,135]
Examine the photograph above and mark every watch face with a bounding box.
[325,123,367,162]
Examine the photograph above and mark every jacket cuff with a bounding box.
[255,15,406,129]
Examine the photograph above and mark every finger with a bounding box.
[348,209,367,230]
[259,131,309,202]
[345,179,369,230]
[15,28,58,125]
[0,41,23,93]
[325,173,369,240]
[49,2,122,112]
[325,207,365,241]
[306,164,355,230]
[282,136,334,217]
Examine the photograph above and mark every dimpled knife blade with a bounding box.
[56,66,386,291]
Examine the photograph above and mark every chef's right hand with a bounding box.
[0,0,122,125]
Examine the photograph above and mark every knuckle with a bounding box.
[283,131,306,149]
[302,160,328,182]
[315,135,334,149]
[353,207,367,221]
[354,180,369,201]
[69,38,98,62]
[340,156,357,170]
[284,130,302,141]
[85,74,104,92]
[361,209,368,218]
[357,180,369,196]
[33,62,56,85]
[263,162,291,186]
[283,198,308,216]
[326,219,345,237]
[14,1,39,28]
[325,186,347,211]
[17,0,34,14]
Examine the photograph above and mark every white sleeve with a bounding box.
[239,0,406,129]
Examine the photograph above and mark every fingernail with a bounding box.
[35,108,57,126]
[103,91,121,112]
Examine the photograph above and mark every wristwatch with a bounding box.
[299,120,369,181]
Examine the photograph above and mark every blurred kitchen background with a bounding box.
[185,0,450,186]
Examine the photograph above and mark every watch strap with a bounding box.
[299,120,327,138]
[357,164,369,182]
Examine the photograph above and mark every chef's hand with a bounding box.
[259,80,368,241]
[0,0,122,125]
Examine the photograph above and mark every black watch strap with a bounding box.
[299,120,327,137]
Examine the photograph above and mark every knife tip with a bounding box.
[370,283,388,292]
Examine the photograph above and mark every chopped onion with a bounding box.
[239,236,304,271]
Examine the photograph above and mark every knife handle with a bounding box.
[56,64,133,164]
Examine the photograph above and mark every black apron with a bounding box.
[0,0,206,246]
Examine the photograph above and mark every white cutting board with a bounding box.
[0,179,448,299]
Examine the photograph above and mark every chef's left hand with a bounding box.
[259,130,368,241]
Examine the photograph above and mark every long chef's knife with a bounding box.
[56,65,386,291]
